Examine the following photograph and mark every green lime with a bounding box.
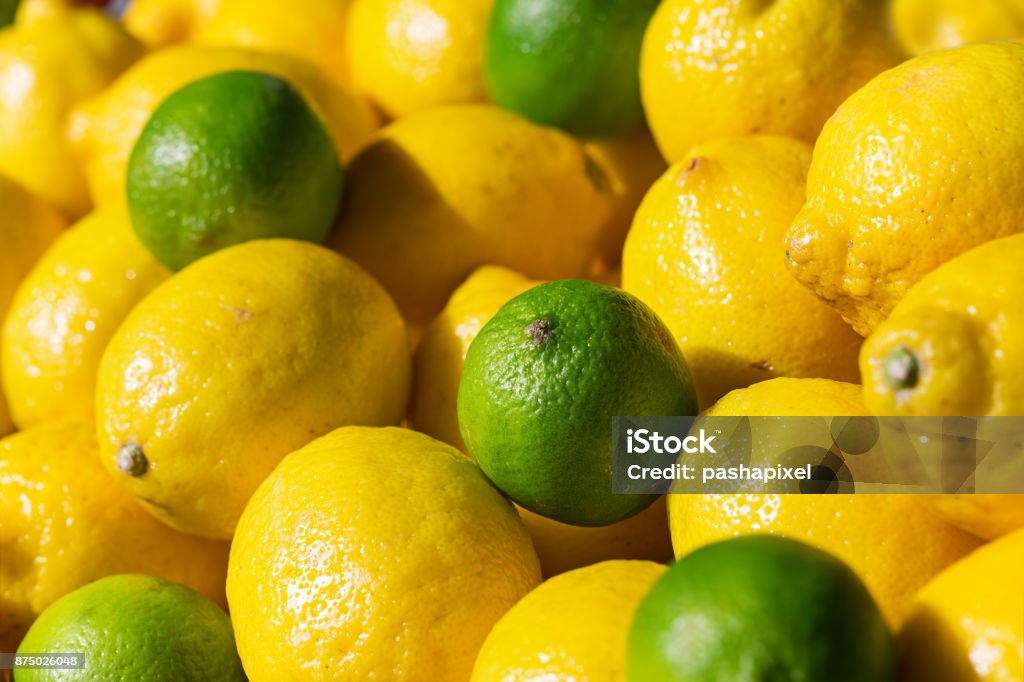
[457,279,697,526]
[0,0,19,29]
[484,0,659,138]
[126,70,343,271]
[627,535,896,682]
[15,574,246,682]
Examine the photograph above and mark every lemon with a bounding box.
[228,426,541,681]
[459,279,698,526]
[892,0,1024,55]
[2,207,167,429]
[122,0,221,47]
[68,44,378,209]
[926,495,1024,541]
[899,528,1024,682]
[622,136,862,409]
[17,574,245,682]
[668,378,984,625]
[0,422,229,652]
[126,70,344,270]
[787,42,1024,335]
[628,536,895,682]
[0,0,143,218]
[0,175,66,436]
[640,0,902,163]
[96,240,410,539]
[472,560,666,681]
[347,0,494,118]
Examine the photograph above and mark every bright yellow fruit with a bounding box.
[899,528,1024,682]
[2,207,167,429]
[0,421,230,652]
[122,0,222,47]
[471,560,666,682]
[228,426,541,681]
[787,42,1024,335]
[329,105,628,324]
[640,0,902,163]
[0,0,143,218]
[347,0,494,118]
[622,136,861,409]
[668,378,983,625]
[926,495,1024,541]
[68,44,378,208]
[0,175,66,436]
[892,0,1024,55]
[96,240,410,539]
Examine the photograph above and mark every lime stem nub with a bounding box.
[883,346,919,390]
[526,318,553,346]
[117,443,148,477]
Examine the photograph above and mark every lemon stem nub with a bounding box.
[526,318,553,346]
[883,346,919,390]
[117,443,148,477]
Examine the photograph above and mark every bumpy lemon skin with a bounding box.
[227,426,541,682]
[787,42,1024,335]
[891,0,1024,55]
[96,240,411,539]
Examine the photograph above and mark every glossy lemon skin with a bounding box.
[623,136,862,409]
[68,44,378,208]
[471,561,666,681]
[640,0,902,163]
[787,42,1024,335]
[0,0,143,218]
[892,0,1024,55]
[95,240,411,539]
[227,426,541,681]
[123,0,222,47]
[2,207,168,429]
[0,421,230,652]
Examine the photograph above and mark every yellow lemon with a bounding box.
[786,42,1024,335]
[622,136,861,409]
[0,175,66,436]
[0,0,143,218]
[123,0,222,47]
[67,44,378,208]
[228,426,541,681]
[347,0,494,118]
[639,0,902,163]
[329,105,629,324]
[668,378,983,625]
[0,421,229,651]
[2,207,167,429]
[96,240,410,539]
[471,560,666,681]
[925,495,1024,541]
[899,528,1024,682]
[892,0,1024,55]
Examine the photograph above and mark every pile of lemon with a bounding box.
[1,0,1023,680]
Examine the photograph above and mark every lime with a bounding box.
[15,574,246,681]
[484,0,659,138]
[0,0,18,29]
[126,70,343,271]
[627,535,896,682]
[457,279,697,527]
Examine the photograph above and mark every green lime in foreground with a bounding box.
[16,574,246,682]
[484,0,659,138]
[458,279,697,527]
[126,70,343,271]
[627,535,896,682]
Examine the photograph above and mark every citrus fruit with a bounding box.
[926,495,1024,541]
[347,0,494,118]
[68,44,378,208]
[227,426,541,681]
[485,0,659,138]
[16,574,245,682]
[126,70,344,270]
[473,560,666,681]
[786,42,1024,335]
[0,0,17,27]
[891,0,1024,55]
[458,278,698,526]
[0,422,229,651]
[96,239,410,539]
[898,528,1024,682]
[640,0,902,163]
[0,0,143,217]
[622,135,862,409]
[2,207,167,429]
[627,535,895,682]
[122,0,221,47]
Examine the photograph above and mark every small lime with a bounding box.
[458,279,697,527]
[126,70,343,270]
